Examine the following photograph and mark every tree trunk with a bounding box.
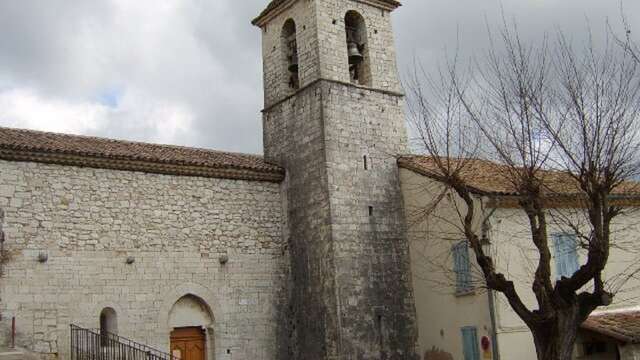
[531,307,581,360]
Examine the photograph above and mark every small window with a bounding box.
[553,233,579,279]
[461,327,480,360]
[584,341,608,355]
[452,241,472,294]
[363,155,368,170]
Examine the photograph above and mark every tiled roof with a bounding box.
[252,0,402,26]
[582,310,640,343]
[398,155,640,197]
[0,126,284,182]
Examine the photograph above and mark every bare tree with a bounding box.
[405,22,640,360]
[617,4,640,63]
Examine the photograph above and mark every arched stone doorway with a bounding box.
[168,294,215,360]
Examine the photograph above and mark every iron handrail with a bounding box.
[70,324,179,360]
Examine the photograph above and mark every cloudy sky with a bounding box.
[0,0,638,154]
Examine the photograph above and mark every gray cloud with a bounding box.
[0,0,638,154]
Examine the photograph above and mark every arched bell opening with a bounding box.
[345,10,371,86]
[281,19,300,91]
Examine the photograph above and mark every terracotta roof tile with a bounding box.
[582,310,640,343]
[398,155,640,197]
[0,126,284,182]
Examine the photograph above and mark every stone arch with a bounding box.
[158,283,224,360]
[344,10,371,86]
[91,302,129,333]
[282,18,300,90]
[100,307,118,335]
[168,294,214,329]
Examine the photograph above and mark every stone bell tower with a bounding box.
[253,1,418,359]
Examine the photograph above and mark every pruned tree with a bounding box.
[617,4,640,64]
[405,21,640,360]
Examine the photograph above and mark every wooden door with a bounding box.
[170,327,206,360]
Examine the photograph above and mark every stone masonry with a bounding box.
[0,160,287,360]
[0,1,418,359]
[256,0,418,358]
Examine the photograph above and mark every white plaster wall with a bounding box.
[400,169,494,360]
[620,344,640,360]
[401,167,640,360]
[490,207,640,359]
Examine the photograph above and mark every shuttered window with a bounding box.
[461,327,480,360]
[554,233,579,279]
[453,241,472,293]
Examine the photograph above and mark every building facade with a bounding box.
[1,1,639,360]
[0,137,288,360]
[399,156,640,360]
[0,1,419,359]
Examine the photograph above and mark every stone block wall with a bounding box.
[315,0,402,92]
[263,78,418,359]
[259,0,417,357]
[260,0,320,108]
[321,81,417,359]
[0,160,287,360]
[263,83,335,359]
[259,0,402,109]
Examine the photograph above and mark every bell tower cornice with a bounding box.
[252,0,402,27]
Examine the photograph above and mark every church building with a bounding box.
[0,1,417,359]
[1,1,639,360]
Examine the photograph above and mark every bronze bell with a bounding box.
[348,42,364,65]
[288,53,299,73]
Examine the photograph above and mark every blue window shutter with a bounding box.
[461,327,480,360]
[461,243,471,290]
[452,243,459,287]
[553,234,564,278]
[567,234,579,274]
[453,241,472,293]
[554,234,579,279]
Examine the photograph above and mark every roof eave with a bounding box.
[397,158,491,197]
[0,148,286,183]
[397,158,640,208]
[581,322,634,344]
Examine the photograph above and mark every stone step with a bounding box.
[0,351,39,360]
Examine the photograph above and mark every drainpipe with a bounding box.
[481,206,500,360]
[487,290,500,360]
[11,316,16,349]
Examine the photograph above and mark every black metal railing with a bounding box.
[70,324,178,360]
